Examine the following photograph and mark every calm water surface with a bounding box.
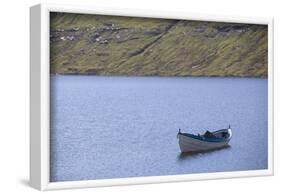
[50,76,268,182]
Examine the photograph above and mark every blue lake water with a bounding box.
[50,76,268,182]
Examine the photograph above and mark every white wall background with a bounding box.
[0,0,279,193]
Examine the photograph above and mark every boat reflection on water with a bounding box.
[177,145,231,161]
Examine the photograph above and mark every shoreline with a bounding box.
[50,73,268,79]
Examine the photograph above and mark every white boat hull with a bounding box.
[178,132,231,153]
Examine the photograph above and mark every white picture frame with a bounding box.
[30,3,274,191]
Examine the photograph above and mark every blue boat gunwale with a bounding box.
[178,129,231,143]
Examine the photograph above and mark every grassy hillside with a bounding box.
[50,12,268,77]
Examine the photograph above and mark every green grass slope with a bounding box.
[50,12,268,77]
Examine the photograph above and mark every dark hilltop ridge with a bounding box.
[50,12,268,77]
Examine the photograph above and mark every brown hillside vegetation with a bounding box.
[50,12,268,77]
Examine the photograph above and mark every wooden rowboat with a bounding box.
[177,126,232,153]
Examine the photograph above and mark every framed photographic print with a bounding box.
[30,3,274,191]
